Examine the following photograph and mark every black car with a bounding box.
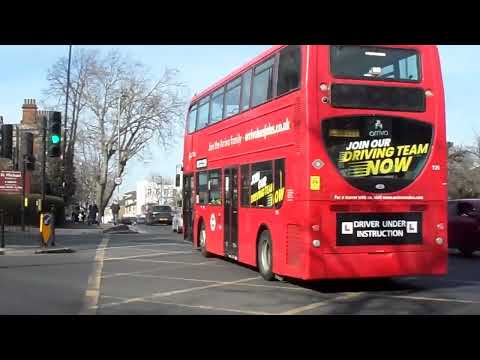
[448,199,480,256]
[146,205,173,225]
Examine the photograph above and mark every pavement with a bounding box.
[1,223,480,314]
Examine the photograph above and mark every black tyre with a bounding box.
[460,248,475,257]
[257,230,275,281]
[199,221,210,258]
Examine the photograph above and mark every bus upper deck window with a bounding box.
[277,45,301,96]
[187,105,197,133]
[330,46,420,82]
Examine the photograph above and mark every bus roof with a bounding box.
[190,45,284,104]
[189,45,437,105]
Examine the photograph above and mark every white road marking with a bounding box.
[374,294,480,304]
[104,250,192,261]
[93,276,261,310]
[121,258,216,265]
[234,283,310,291]
[101,261,215,279]
[106,243,191,250]
[138,299,274,315]
[79,235,110,315]
[99,294,273,315]
[280,293,363,315]
[120,273,219,283]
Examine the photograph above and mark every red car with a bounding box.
[448,199,480,256]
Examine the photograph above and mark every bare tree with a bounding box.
[74,50,186,220]
[43,48,98,204]
[448,138,480,199]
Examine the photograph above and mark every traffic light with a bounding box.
[21,132,35,171]
[48,111,62,158]
[0,124,13,159]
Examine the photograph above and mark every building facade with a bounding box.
[136,180,178,215]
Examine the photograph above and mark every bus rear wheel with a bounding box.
[257,230,275,281]
[199,222,210,258]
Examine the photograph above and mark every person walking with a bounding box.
[110,201,120,225]
[92,203,99,225]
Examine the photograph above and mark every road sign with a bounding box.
[115,177,122,185]
[0,171,22,193]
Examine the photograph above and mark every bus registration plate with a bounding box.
[336,212,422,246]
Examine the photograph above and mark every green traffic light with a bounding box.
[51,134,61,144]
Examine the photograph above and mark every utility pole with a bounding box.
[63,45,72,202]
[63,45,72,162]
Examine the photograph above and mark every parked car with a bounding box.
[448,199,480,256]
[136,215,146,224]
[172,209,183,233]
[146,205,173,225]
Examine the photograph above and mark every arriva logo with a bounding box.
[369,119,389,137]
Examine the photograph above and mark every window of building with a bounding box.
[251,57,274,107]
[208,170,222,205]
[241,165,250,207]
[250,161,273,207]
[187,105,197,133]
[197,172,208,204]
[197,96,210,130]
[210,87,224,124]
[224,77,241,118]
[277,46,301,96]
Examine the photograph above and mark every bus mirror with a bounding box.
[175,174,180,187]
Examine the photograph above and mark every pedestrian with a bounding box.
[110,201,120,225]
[92,203,99,225]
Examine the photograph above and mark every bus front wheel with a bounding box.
[257,230,275,281]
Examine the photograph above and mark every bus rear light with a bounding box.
[436,223,445,231]
[320,83,329,92]
[321,96,329,104]
[425,90,434,97]
[435,237,444,246]
[312,239,321,248]
[312,224,320,232]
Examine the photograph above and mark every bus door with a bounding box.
[183,175,194,242]
[224,167,239,259]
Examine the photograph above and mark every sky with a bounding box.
[0,45,478,193]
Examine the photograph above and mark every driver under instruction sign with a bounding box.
[336,212,422,246]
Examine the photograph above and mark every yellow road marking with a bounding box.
[79,235,110,315]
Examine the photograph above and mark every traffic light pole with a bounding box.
[41,116,47,212]
[21,154,26,231]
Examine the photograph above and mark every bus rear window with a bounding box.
[330,46,420,82]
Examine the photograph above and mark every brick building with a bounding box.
[0,99,62,195]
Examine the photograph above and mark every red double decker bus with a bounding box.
[181,45,447,281]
